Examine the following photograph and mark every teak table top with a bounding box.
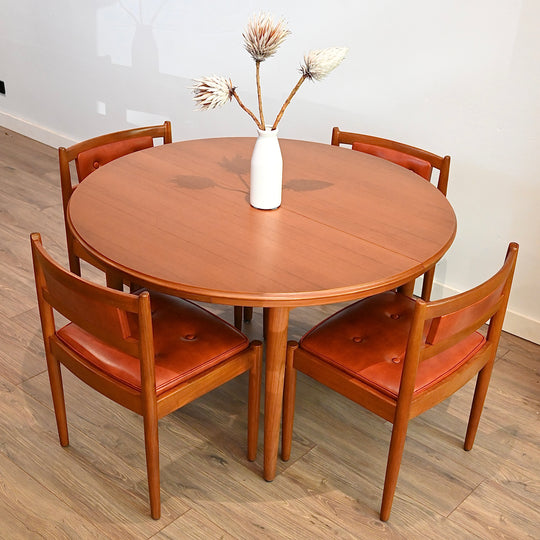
[68,137,455,306]
[68,137,456,481]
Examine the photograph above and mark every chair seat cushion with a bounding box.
[352,142,433,181]
[299,291,485,399]
[57,292,249,395]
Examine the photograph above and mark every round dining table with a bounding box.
[67,137,456,481]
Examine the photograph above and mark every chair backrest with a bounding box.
[31,232,153,364]
[331,126,450,196]
[58,121,172,218]
[401,242,518,395]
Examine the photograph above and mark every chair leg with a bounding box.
[143,411,161,519]
[106,270,124,291]
[464,362,494,451]
[380,414,410,521]
[68,251,81,278]
[421,266,435,301]
[244,307,254,322]
[46,357,69,447]
[263,307,269,340]
[247,341,263,461]
[281,342,298,461]
[234,306,243,331]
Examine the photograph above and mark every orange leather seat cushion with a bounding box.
[299,291,485,399]
[352,141,433,181]
[75,136,154,180]
[57,292,249,395]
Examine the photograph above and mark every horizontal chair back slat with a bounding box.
[31,233,142,358]
[420,243,518,359]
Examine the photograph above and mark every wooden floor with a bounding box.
[1,127,538,539]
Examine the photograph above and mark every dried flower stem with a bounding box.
[231,89,264,130]
[255,61,265,128]
[271,75,307,130]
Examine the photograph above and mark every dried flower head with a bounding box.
[243,12,290,62]
[193,14,348,131]
[191,76,234,110]
[301,47,348,81]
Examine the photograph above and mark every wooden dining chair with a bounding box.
[31,232,262,520]
[282,242,518,520]
[331,127,451,300]
[58,121,172,288]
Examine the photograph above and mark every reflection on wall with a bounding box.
[95,0,171,130]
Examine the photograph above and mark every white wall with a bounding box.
[1,0,538,343]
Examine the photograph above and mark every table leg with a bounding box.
[263,306,289,481]
[398,279,415,297]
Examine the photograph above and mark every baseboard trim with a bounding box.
[1,111,75,148]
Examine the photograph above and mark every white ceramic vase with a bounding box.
[250,126,283,210]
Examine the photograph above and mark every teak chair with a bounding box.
[282,243,518,520]
[31,232,262,519]
[331,127,451,300]
[58,121,172,289]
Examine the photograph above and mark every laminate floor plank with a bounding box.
[0,310,47,385]
[282,449,487,540]
[0,380,187,537]
[0,453,104,539]
[0,134,58,169]
[448,479,540,539]
[152,508,236,539]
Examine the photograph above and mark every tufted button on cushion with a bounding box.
[299,291,485,399]
[352,142,433,181]
[57,292,249,395]
[75,136,154,181]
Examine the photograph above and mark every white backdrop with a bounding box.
[1,0,538,343]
